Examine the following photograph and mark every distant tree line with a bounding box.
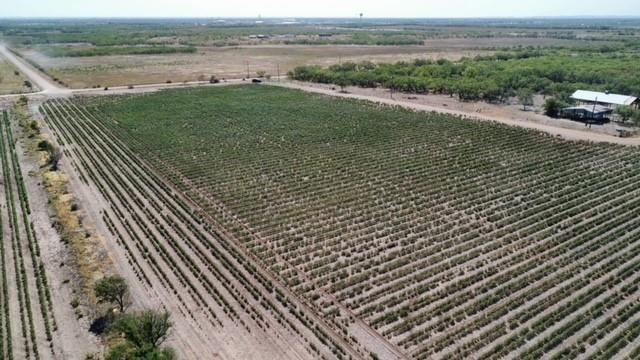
[42,45,197,58]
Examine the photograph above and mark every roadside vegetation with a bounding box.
[290,49,640,102]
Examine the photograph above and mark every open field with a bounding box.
[3,16,633,90]
[13,41,503,88]
[41,84,640,359]
[15,36,602,89]
[0,55,31,95]
[5,18,637,47]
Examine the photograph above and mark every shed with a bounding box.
[571,90,639,108]
[561,105,613,121]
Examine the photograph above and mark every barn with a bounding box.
[571,90,639,109]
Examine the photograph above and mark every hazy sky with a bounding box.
[3,0,640,18]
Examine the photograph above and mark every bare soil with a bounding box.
[15,112,102,359]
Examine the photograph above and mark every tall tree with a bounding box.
[517,88,535,111]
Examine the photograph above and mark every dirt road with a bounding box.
[0,45,71,96]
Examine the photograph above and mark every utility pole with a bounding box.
[277,63,280,82]
[246,61,250,79]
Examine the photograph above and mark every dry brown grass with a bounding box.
[0,55,30,94]
[13,100,112,306]
[18,43,498,88]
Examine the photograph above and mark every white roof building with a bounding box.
[571,90,638,107]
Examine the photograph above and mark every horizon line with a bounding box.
[1,15,640,20]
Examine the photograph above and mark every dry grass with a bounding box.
[19,43,498,88]
[0,55,30,94]
[13,101,113,306]
[43,167,109,306]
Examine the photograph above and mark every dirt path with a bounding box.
[271,82,640,147]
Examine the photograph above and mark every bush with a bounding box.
[105,310,175,360]
[544,98,567,118]
[616,105,635,123]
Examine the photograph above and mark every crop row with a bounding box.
[68,85,640,358]
[42,99,364,359]
[0,110,56,359]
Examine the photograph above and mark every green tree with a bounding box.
[95,275,129,313]
[335,75,350,93]
[105,342,175,360]
[106,310,174,360]
[616,105,635,123]
[544,97,566,118]
[517,88,535,111]
[632,109,640,126]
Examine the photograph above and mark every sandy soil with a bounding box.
[15,104,102,359]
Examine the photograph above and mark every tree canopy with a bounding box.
[289,50,640,103]
[95,275,129,313]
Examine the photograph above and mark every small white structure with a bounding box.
[571,90,639,108]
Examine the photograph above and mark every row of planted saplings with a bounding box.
[44,102,229,325]
[388,187,640,351]
[45,98,356,358]
[1,112,36,359]
[0,112,40,359]
[245,143,608,298]
[353,166,640,325]
[426,217,640,360]
[8,113,58,345]
[86,101,360,360]
[59,101,286,331]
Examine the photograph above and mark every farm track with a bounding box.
[0,110,57,360]
[40,99,368,359]
[38,85,640,359]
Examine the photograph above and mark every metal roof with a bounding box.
[571,90,638,106]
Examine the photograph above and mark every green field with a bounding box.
[44,84,640,359]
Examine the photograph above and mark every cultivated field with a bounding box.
[41,85,640,359]
[0,110,57,359]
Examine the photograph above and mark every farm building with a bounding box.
[571,90,639,109]
[561,105,613,121]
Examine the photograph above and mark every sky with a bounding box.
[3,0,640,18]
